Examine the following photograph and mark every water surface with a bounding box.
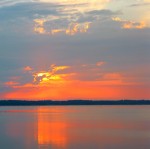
[0,106,150,149]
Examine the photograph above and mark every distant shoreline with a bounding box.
[0,100,150,106]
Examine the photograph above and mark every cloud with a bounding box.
[4,81,19,86]
[129,2,150,7]
[112,17,147,29]
[0,1,123,36]
[87,9,122,16]
[6,62,133,87]
[34,18,91,35]
[32,64,70,84]
[122,21,146,29]
[32,7,123,36]
[103,73,122,80]
[96,61,105,66]
[1,60,150,99]
[0,0,29,8]
[23,66,33,71]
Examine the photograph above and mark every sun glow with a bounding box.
[32,65,70,85]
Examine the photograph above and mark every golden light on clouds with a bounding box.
[33,0,111,36]
[34,19,46,34]
[66,22,91,35]
[123,21,146,29]
[112,17,122,22]
[34,27,45,34]
[52,65,70,72]
[34,18,91,35]
[33,72,63,85]
[32,65,70,85]
[112,17,147,29]
[33,0,150,36]
[2,61,149,100]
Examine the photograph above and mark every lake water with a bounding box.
[0,106,150,149]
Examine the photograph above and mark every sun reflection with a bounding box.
[37,107,67,148]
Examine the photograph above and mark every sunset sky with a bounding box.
[0,0,150,100]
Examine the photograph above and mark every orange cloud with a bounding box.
[32,65,70,85]
[112,17,147,29]
[66,22,91,35]
[51,65,70,72]
[122,21,146,29]
[34,19,46,34]
[103,73,122,80]
[2,63,149,100]
[34,27,45,34]
[4,81,19,86]
[23,66,32,71]
[96,61,105,66]
[51,29,64,35]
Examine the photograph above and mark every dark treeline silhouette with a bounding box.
[0,99,150,106]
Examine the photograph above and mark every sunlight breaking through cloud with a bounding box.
[33,65,70,85]
[0,0,150,100]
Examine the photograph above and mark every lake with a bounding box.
[0,106,150,149]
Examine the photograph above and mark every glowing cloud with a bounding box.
[122,21,146,29]
[112,17,122,22]
[33,0,111,36]
[33,65,70,85]
[23,66,32,71]
[65,22,91,35]
[96,61,105,66]
[34,19,46,34]
[34,18,91,35]
[4,81,19,86]
[3,61,147,100]
[112,17,147,29]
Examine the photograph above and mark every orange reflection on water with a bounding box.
[37,107,67,148]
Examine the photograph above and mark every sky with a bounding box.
[0,0,150,100]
